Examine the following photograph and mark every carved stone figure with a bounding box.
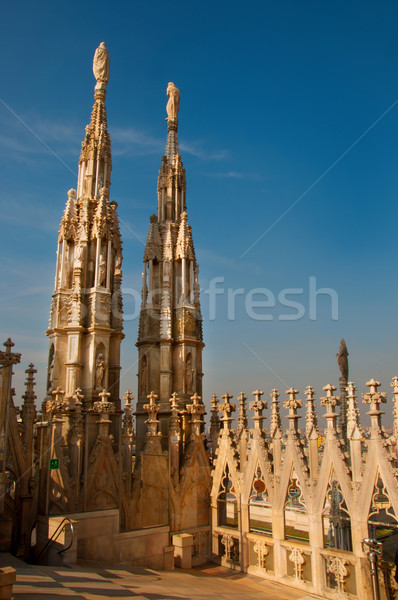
[95,353,105,388]
[140,358,148,396]
[185,356,193,393]
[98,255,106,286]
[48,357,54,390]
[115,253,122,275]
[166,82,180,121]
[93,42,109,85]
[337,338,349,381]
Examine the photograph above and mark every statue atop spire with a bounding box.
[337,338,349,381]
[93,42,110,87]
[166,82,180,127]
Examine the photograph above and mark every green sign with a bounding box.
[49,458,59,470]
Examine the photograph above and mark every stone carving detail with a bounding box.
[253,539,269,569]
[166,82,180,122]
[288,547,305,581]
[326,556,348,594]
[93,42,109,85]
[337,338,349,381]
[95,353,105,388]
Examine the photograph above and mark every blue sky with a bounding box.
[2,0,398,427]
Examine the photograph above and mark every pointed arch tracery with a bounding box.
[368,472,398,562]
[284,468,309,543]
[322,469,352,552]
[217,463,238,529]
[249,463,272,536]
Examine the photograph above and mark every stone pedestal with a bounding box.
[0,567,16,600]
[172,533,193,569]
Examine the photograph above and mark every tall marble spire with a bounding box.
[136,83,204,452]
[47,42,123,412]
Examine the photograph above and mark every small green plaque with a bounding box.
[49,458,59,470]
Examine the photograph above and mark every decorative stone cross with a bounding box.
[249,390,266,430]
[284,388,302,431]
[362,379,387,430]
[320,384,340,431]
[123,389,134,407]
[187,393,205,437]
[211,394,219,412]
[219,393,236,431]
[48,387,67,414]
[73,387,84,406]
[93,388,115,416]
[3,338,14,353]
[143,391,160,437]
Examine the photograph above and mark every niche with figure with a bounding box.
[95,345,106,389]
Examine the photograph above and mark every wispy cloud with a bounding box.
[179,141,228,161]
[206,170,262,180]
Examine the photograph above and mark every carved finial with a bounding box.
[219,393,236,431]
[270,389,282,438]
[72,388,84,408]
[46,387,67,414]
[3,338,14,353]
[391,377,398,441]
[305,386,318,438]
[249,390,266,431]
[143,391,160,425]
[320,384,341,431]
[284,388,302,432]
[123,389,134,407]
[21,363,37,429]
[187,393,205,437]
[211,394,219,411]
[362,379,387,431]
[210,394,220,454]
[237,392,248,434]
[93,42,109,86]
[346,382,362,439]
[337,339,349,381]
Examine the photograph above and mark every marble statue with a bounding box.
[93,42,109,85]
[166,82,180,121]
[98,255,106,286]
[337,338,349,381]
[95,353,105,388]
[185,356,193,393]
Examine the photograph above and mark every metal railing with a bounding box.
[35,518,74,564]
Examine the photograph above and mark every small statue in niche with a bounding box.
[74,243,83,266]
[47,357,55,390]
[140,358,148,396]
[98,255,106,286]
[185,355,194,393]
[95,353,105,388]
[115,253,122,276]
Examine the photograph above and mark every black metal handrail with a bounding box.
[36,518,74,563]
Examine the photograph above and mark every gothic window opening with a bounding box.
[284,470,309,543]
[368,473,398,563]
[249,464,272,536]
[322,471,352,551]
[217,464,238,529]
